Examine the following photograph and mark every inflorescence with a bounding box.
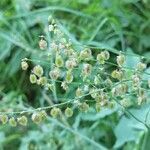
[1,16,150,127]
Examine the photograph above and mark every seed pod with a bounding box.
[49,68,60,80]
[137,96,146,105]
[97,53,105,64]
[79,102,89,112]
[9,117,17,127]
[105,78,113,87]
[21,61,28,70]
[39,38,47,50]
[95,102,101,112]
[101,50,110,60]
[76,88,83,97]
[120,98,131,107]
[117,54,125,67]
[137,62,146,71]
[132,74,140,87]
[33,65,43,77]
[94,76,100,85]
[31,113,42,124]
[50,107,60,118]
[65,71,73,83]
[17,116,28,126]
[49,24,54,32]
[39,76,47,86]
[111,70,123,80]
[82,63,92,76]
[65,59,77,70]
[80,48,92,61]
[39,110,47,120]
[46,83,55,91]
[65,107,73,117]
[55,54,64,67]
[61,81,68,91]
[108,101,115,109]
[0,115,8,124]
[30,74,37,84]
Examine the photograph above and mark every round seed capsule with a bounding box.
[55,54,64,67]
[49,68,60,80]
[80,48,92,61]
[97,53,105,64]
[39,76,47,86]
[65,107,73,117]
[50,107,60,118]
[30,74,37,84]
[117,54,125,67]
[101,50,110,60]
[76,88,83,97]
[9,117,17,127]
[0,115,8,124]
[31,113,42,124]
[137,62,146,71]
[79,102,89,112]
[33,65,43,77]
[39,38,47,50]
[65,71,73,83]
[17,116,28,126]
[21,61,28,70]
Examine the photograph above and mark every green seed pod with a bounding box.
[46,83,55,91]
[105,78,113,87]
[30,74,37,84]
[132,74,140,87]
[65,70,73,83]
[76,88,83,97]
[49,68,60,80]
[101,50,110,60]
[108,101,115,109]
[21,61,28,70]
[50,107,60,118]
[61,81,68,91]
[80,48,92,61]
[65,107,73,117]
[137,62,146,71]
[79,102,89,112]
[9,117,17,127]
[137,96,146,105]
[95,102,101,112]
[111,70,123,80]
[65,58,77,70]
[33,65,43,77]
[82,63,92,76]
[117,54,125,67]
[97,53,105,64]
[17,116,28,126]
[31,113,42,124]
[120,98,131,107]
[55,54,64,67]
[39,38,47,50]
[39,110,47,120]
[39,76,47,86]
[94,76,100,85]
[90,88,98,99]
[0,115,8,124]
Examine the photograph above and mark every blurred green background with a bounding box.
[0,0,150,149]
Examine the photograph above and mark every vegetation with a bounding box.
[0,0,150,149]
